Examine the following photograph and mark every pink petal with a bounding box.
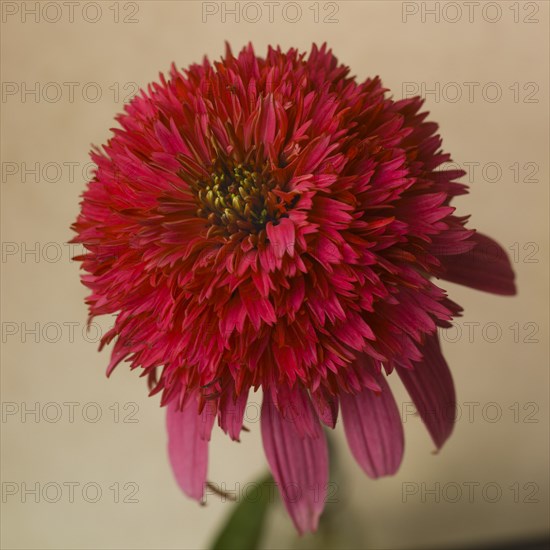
[258,94,276,144]
[166,394,214,501]
[261,392,328,534]
[221,296,247,337]
[439,232,516,295]
[218,388,248,441]
[241,289,276,330]
[266,217,295,259]
[397,332,455,449]
[273,384,319,438]
[340,372,404,478]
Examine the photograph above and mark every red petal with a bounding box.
[166,394,214,501]
[266,217,295,259]
[439,232,516,295]
[340,372,404,478]
[218,388,248,441]
[397,332,455,449]
[261,393,328,534]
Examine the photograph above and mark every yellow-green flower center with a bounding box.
[196,164,276,237]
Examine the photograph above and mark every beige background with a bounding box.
[1,1,549,548]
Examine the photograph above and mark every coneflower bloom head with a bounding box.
[72,43,516,533]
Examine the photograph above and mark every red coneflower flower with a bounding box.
[71,43,516,533]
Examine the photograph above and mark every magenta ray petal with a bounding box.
[166,393,215,501]
[266,217,296,259]
[340,370,404,478]
[218,388,248,441]
[397,332,455,449]
[261,391,328,534]
[438,232,517,295]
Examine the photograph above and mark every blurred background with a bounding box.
[1,1,549,548]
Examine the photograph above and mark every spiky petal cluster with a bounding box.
[72,44,516,533]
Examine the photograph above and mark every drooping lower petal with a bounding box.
[166,393,215,501]
[260,390,328,534]
[340,369,404,478]
[397,332,455,449]
[438,232,516,295]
